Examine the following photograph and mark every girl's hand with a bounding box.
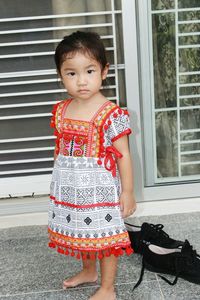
[119,191,137,218]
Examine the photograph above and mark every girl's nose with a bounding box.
[77,75,87,85]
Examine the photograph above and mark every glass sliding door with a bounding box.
[138,0,200,187]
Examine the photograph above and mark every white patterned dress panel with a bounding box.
[48,155,127,239]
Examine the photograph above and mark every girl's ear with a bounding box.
[102,63,110,80]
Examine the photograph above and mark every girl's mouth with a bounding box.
[78,89,89,93]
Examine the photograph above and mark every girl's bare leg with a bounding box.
[89,254,118,300]
[63,257,98,289]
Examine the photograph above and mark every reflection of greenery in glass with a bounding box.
[155,111,178,177]
[179,24,200,33]
[182,165,200,176]
[152,13,176,108]
[180,86,200,96]
[180,107,200,176]
[181,142,200,152]
[180,75,200,84]
[178,0,200,8]
[180,98,200,107]
[180,109,200,130]
[182,153,200,162]
[179,11,200,21]
[180,74,200,107]
[180,49,200,72]
[181,132,200,142]
[179,35,200,46]
[181,153,200,176]
[152,0,174,10]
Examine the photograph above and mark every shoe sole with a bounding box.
[145,261,200,285]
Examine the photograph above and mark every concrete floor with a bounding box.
[0,212,200,299]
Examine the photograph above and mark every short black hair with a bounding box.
[54,31,108,74]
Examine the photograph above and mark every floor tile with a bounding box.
[138,212,200,226]
[158,278,200,300]
[115,281,163,300]
[158,221,200,251]
[0,225,47,240]
[125,216,141,226]
[116,254,156,284]
[0,287,96,300]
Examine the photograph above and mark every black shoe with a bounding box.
[125,222,183,254]
[133,239,200,290]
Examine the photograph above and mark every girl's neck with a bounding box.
[71,93,107,107]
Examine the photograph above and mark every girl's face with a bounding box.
[59,52,108,101]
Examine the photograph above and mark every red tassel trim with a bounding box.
[124,110,129,116]
[48,242,134,260]
[97,159,102,165]
[125,246,134,256]
[76,252,81,259]
[65,249,69,255]
[90,252,96,260]
[105,249,111,257]
[98,252,104,259]
[57,247,65,254]
[48,242,56,248]
[70,250,75,257]
[82,253,88,260]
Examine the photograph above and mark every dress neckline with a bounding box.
[61,98,111,123]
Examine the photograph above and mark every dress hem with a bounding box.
[48,240,134,260]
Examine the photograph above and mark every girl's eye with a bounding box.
[87,69,95,74]
[67,72,75,76]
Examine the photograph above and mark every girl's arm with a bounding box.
[113,135,137,218]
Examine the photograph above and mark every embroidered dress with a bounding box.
[48,98,134,259]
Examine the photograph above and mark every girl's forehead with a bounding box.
[64,52,95,63]
[62,51,99,67]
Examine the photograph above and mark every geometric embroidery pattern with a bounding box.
[96,186,115,203]
[84,217,92,225]
[105,214,112,222]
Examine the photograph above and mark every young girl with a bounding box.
[48,31,136,300]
